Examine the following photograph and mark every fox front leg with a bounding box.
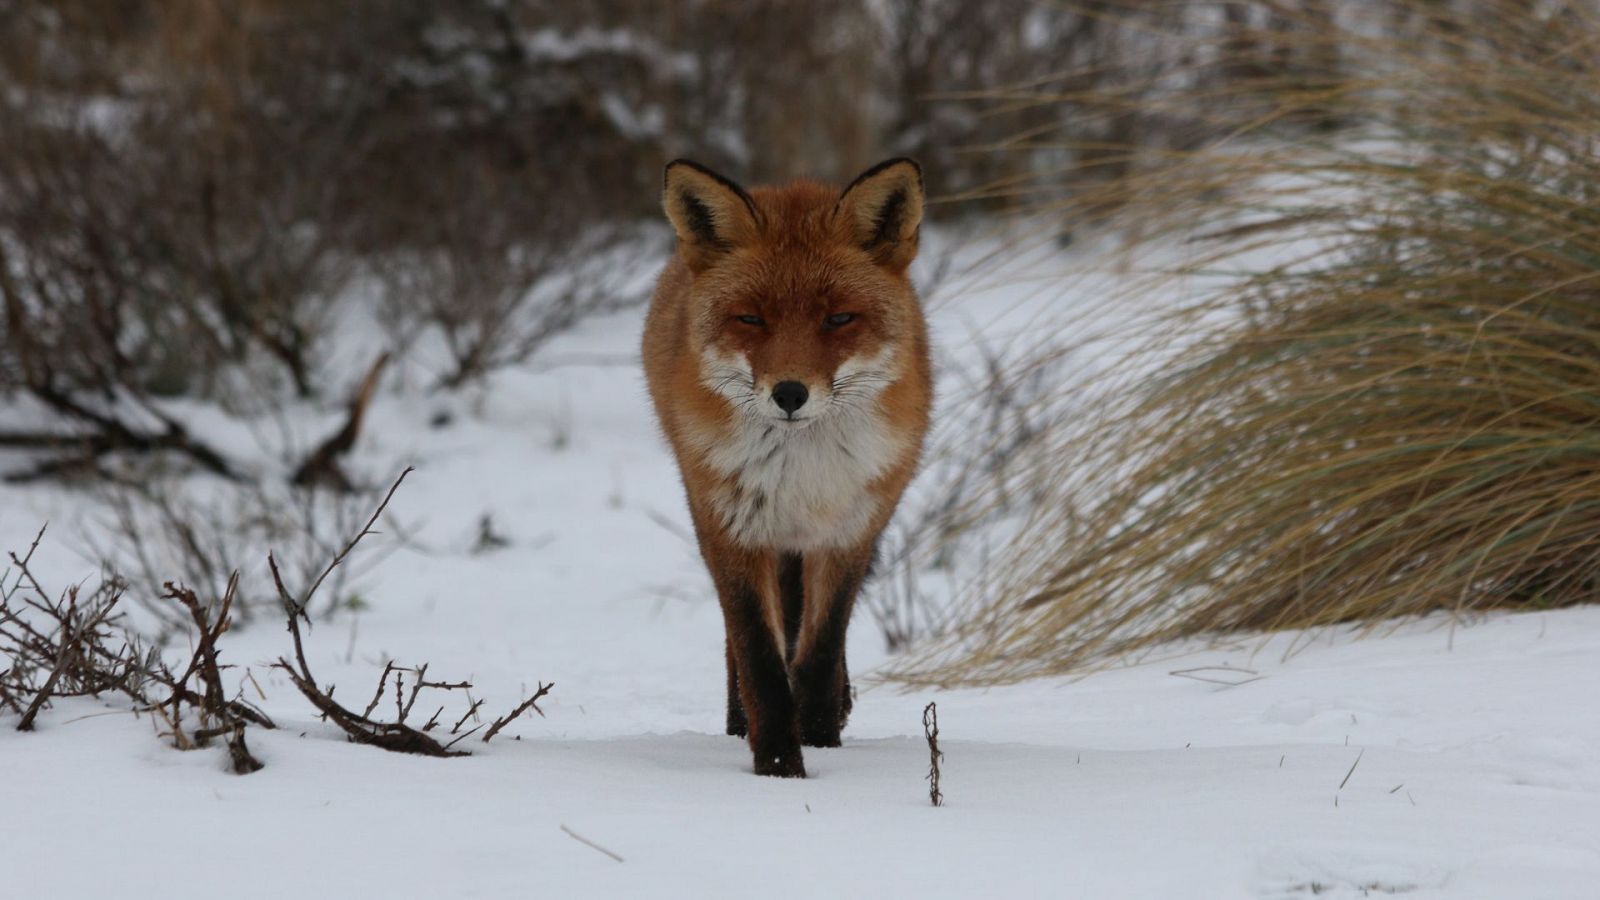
[791,547,869,748]
[709,544,805,777]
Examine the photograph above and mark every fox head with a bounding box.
[661,157,925,429]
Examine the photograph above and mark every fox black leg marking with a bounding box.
[724,582,804,777]
[839,656,853,730]
[725,641,747,737]
[794,563,864,748]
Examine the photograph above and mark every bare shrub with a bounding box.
[2,527,275,773]
[0,7,355,481]
[0,31,355,402]
[861,529,938,655]
[376,214,645,392]
[0,0,663,473]
[4,469,554,767]
[2,534,134,732]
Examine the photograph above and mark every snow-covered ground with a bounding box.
[2,233,1597,899]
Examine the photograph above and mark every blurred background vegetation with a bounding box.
[2,1,1596,676]
[0,0,1384,451]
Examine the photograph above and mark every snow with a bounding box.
[2,230,1598,899]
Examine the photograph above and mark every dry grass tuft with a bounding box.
[892,0,1600,685]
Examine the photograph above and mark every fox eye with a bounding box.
[824,313,857,328]
[735,314,764,326]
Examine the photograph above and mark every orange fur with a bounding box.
[643,158,932,776]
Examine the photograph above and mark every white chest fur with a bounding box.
[702,408,905,551]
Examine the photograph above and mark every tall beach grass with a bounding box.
[893,0,1600,685]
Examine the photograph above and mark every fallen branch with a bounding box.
[0,376,238,484]
[267,467,550,758]
[270,505,468,757]
[292,352,391,491]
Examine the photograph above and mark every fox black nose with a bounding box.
[771,381,808,415]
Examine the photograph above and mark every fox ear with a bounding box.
[662,159,761,271]
[836,158,924,269]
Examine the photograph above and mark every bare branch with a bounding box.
[482,681,554,743]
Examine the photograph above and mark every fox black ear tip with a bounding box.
[890,157,924,185]
[663,158,692,186]
[848,157,924,193]
[664,158,716,177]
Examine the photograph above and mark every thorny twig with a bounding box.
[482,681,554,743]
[451,696,486,735]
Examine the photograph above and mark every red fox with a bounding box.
[642,158,932,777]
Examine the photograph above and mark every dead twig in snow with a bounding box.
[1338,748,1365,791]
[560,825,624,863]
[1168,665,1264,689]
[923,701,944,807]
